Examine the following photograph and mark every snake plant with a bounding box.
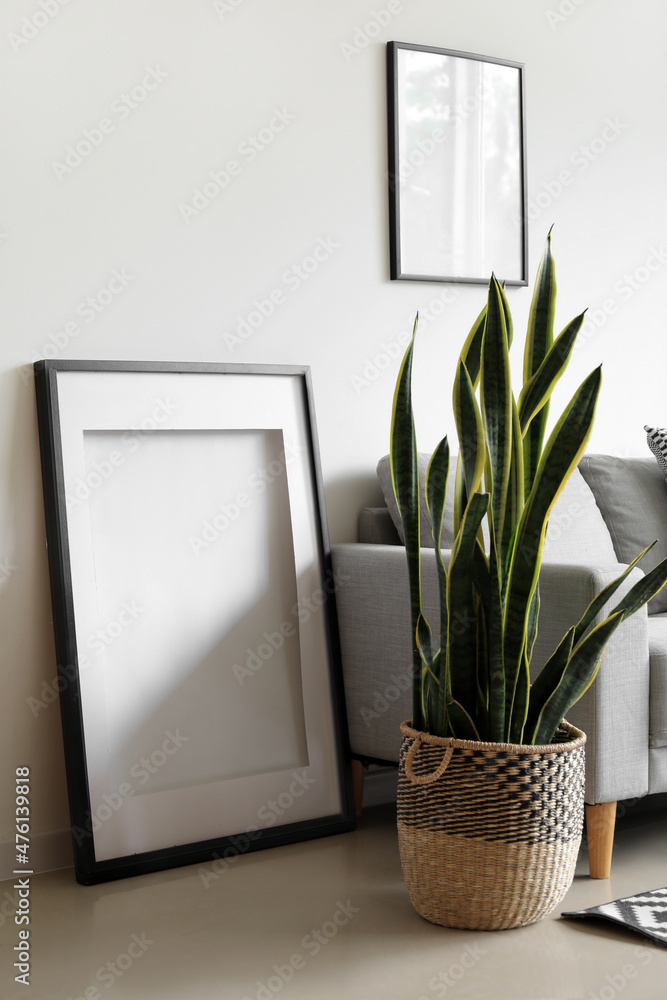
[391,232,667,745]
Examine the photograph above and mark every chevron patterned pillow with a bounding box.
[645,425,667,482]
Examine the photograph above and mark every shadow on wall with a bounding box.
[324,472,384,544]
[3,369,71,829]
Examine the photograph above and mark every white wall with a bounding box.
[1,0,666,877]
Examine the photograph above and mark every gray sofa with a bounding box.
[331,454,667,878]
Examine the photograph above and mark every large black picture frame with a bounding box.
[388,40,528,285]
[34,360,355,884]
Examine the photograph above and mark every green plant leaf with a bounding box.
[523,230,556,495]
[518,311,586,434]
[455,303,488,536]
[501,394,525,580]
[509,650,530,743]
[453,359,485,502]
[425,649,443,734]
[460,304,487,387]
[608,553,667,621]
[426,437,450,733]
[523,627,575,744]
[416,614,440,731]
[571,542,657,647]
[416,613,434,671]
[499,280,513,351]
[447,492,489,724]
[475,598,490,740]
[523,228,556,383]
[486,546,506,742]
[426,437,450,549]
[447,696,481,741]
[526,552,667,744]
[390,317,423,730]
[503,366,602,718]
[526,580,540,664]
[532,612,624,744]
[453,453,468,539]
[508,583,541,739]
[480,275,513,571]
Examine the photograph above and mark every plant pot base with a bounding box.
[398,823,581,930]
[397,720,586,931]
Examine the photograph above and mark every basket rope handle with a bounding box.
[404,737,454,785]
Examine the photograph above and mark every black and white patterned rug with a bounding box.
[562,888,667,946]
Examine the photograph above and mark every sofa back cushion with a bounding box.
[541,467,618,564]
[377,452,458,548]
[579,455,667,614]
[377,452,617,565]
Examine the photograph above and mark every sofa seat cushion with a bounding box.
[649,615,667,749]
[377,452,616,564]
[579,456,667,614]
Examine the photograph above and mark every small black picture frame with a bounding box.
[388,40,528,285]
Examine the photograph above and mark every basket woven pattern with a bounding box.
[397,720,586,930]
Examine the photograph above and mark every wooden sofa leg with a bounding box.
[586,801,617,879]
[351,760,365,818]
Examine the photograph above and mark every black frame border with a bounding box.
[387,40,528,287]
[34,359,356,884]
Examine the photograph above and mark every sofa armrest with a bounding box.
[332,545,651,803]
[534,562,650,805]
[331,543,434,763]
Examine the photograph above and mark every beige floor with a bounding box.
[2,796,667,1000]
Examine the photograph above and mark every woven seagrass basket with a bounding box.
[397,719,586,930]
